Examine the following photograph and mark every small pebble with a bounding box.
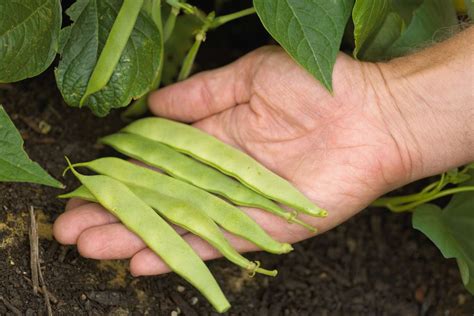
[171,307,181,316]
[415,286,427,303]
[346,238,357,253]
[190,297,198,305]
[38,120,51,134]
[177,285,185,293]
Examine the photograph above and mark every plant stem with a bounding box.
[163,6,180,42]
[420,180,441,194]
[166,0,195,15]
[372,181,442,207]
[150,0,163,31]
[178,32,204,81]
[122,0,163,119]
[211,7,256,28]
[388,186,474,213]
[177,11,215,81]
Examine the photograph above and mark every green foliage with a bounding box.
[0,0,61,83]
[253,0,354,91]
[373,164,474,212]
[0,106,63,188]
[373,165,474,294]
[162,14,202,85]
[361,13,405,60]
[55,0,162,117]
[391,0,423,23]
[413,172,474,294]
[352,0,390,57]
[465,0,474,18]
[387,0,459,57]
[360,0,459,60]
[0,0,472,298]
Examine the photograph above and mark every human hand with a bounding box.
[54,29,474,276]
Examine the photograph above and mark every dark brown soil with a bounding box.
[1,2,473,314]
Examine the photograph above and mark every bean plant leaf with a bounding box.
[0,0,61,83]
[412,174,474,295]
[360,0,459,61]
[387,0,459,58]
[391,0,423,23]
[253,0,354,91]
[352,0,390,57]
[466,0,474,18]
[360,12,404,61]
[0,105,63,188]
[55,0,162,117]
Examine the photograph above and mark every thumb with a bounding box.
[148,49,265,122]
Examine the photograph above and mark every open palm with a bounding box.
[54,47,413,276]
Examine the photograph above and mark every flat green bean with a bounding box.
[100,132,315,232]
[70,157,292,255]
[80,0,143,106]
[122,118,327,217]
[60,183,278,277]
[66,162,230,313]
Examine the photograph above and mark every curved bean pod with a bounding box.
[100,132,315,231]
[60,183,278,277]
[80,0,144,106]
[65,162,230,313]
[69,156,292,255]
[122,118,327,217]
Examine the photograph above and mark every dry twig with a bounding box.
[29,206,53,316]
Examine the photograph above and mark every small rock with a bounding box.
[346,238,357,253]
[415,285,427,303]
[176,285,185,293]
[458,294,466,305]
[87,291,121,306]
[25,308,35,316]
[108,307,130,316]
[190,297,198,305]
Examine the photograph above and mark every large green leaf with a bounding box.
[352,0,390,57]
[0,105,63,188]
[0,0,61,83]
[412,174,474,294]
[55,0,162,117]
[387,0,459,58]
[391,0,423,23]
[253,0,354,91]
[360,0,459,61]
[466,0,474,18]
[360,12,404,61]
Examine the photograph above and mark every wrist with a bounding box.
[374,28,474,184]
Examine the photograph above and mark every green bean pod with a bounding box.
[60,184,278,277]
[80,0,144,106]
[100,132,315,231]
[122,118,327,217]
[68,156,292,255]
[65,163,230,313]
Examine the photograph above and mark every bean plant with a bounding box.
[0,0,473,312]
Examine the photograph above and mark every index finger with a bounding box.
[147,48,271,122]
